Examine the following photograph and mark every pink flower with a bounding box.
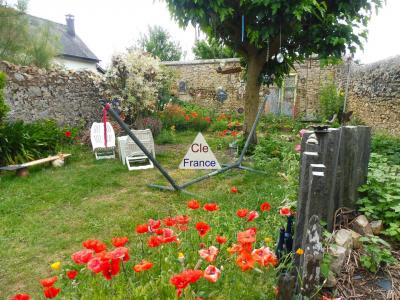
[299,129,307,138]
[247,210,259,222]
[203,265,221,283]
[199,246,219,262]
[251,246,278,267]
[279,207,292,216]
[295,144,301,152]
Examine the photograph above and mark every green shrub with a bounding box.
[371,133,400,165]
[0,119,75,165]
[155,129,177,144]
[259,113,303,134]
[210,119,229,132]
[0,72,9,124]
[318,81,344,120]
[357,153,400,241]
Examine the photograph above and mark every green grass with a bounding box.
[0,131,297,299]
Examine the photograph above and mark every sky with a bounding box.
[11,0,400,67]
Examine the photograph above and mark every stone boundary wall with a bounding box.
[0,61,106,126]
[163,58,337,117]
[342,57,400,136]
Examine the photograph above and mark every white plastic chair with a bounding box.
[90,122,116,160]
[124,129,155,170]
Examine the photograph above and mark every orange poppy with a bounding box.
[236,251,255,271]
[133,260,153,272]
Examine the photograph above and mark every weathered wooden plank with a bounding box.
[0,154,71,171]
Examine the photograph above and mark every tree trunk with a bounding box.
[243,53,265,145]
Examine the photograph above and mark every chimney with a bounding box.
[65,14,75,37]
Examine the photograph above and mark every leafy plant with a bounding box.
[318,81,345,120]
[371,133,400,165]
[0,71,9,124]
[357,153,400,241]
[193,37,237,59]
[0,120,74,165]
[155,129,177,144]
[359,235,396,273]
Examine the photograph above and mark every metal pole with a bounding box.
[102,102,181,191]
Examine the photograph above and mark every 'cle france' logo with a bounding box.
[179,133,221,170]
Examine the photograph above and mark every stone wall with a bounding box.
[0,61,105,126]
[342,57,400,136]
[163,58,337,117]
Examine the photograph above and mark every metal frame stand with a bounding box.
[101,95,268,195]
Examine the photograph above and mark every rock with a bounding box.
[14,73,25,81]
[328,244,347,275]
[324,271,337,288]
[370,220,383,235]
[351,215,373,236]
[350,230,362,249]
[334,229,353,249]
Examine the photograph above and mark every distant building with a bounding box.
[28,14,102,73]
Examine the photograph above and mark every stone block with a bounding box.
[370,220,383,235]
[350,230,362,249]
[334,229,353,250]
[328,244,347,275]
[351,215,373,236]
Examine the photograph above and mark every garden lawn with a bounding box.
[0,131,296,299]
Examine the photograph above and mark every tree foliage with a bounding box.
[133,25,182,61]
[193,37,236,59]
[165,0,383,142]
[0,0,59,68]
[0,71,8,124]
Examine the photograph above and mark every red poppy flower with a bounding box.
[101,258,120,280]
[227,243,244,254]
[111,236,128,247]
[187,199,200,210]
[279,207,292,216]
[133,260,153,272]
[247,210,259,222]
[203,116,211,123]
[66,270,78,280]
[163,217,176,226]
[135,223,149,234]
[110,247,130,262]
[87,256,107,273]
[71,249,93,264]
[11,294,30,300]
[148,235,163,247]
[195,222,211,237]
[203,203,219,211]
[237,228,256,245]
[43,286,60,299]
[260,202,271,212]
[148,219,161,232]
[191,111,198,118]
[203,265,221,283]
[236,251,255,271]
[230,186,238,193]
[175,215,190,225]
[236,208,248,218]
[82,239,107,253]
[185,115,190,121]
[65,131,71,138]
[170,269,203,289]
[231,131,239,137]
[40,276,58,288]
[252,246,278,267]
[199,246,219,262]
[216,235,227,244]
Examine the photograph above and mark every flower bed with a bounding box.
[12,191,294,299]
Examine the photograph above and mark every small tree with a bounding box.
[166,0,384,144]
[193,37,237,59]
[134,26,182,61]
[0,0,59,68]
[106,51,176,122]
